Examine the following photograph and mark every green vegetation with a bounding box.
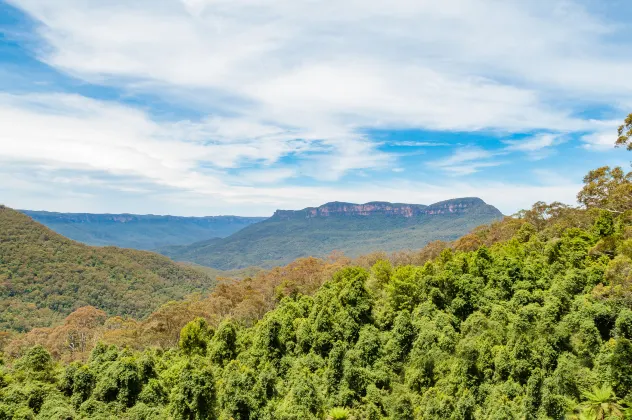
[617,113,632,150]
[21,211,265,250]
[1,174,632,417]
[161,198,503,270]
[0,207,217,332]
[179,262,263,282]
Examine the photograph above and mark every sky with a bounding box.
[1,0,631,217]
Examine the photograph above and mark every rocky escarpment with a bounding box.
[20,211,266,250]
[21,211,264,225]
[165,197,504,269]
[272,197,498,220]
[423,197,490,215]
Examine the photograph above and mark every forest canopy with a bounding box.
[0,207,217,332]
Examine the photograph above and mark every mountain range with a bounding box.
[159,197,503,269]
[20,210,265,250]
[17,198,503,270]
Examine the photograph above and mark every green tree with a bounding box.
[179,318,212,356]
[594,210,616,238]
[169,359,216,420]
[573,385,623,420]
[616,113,632,151]
[60,363,95,407]
[328,407,350,420]
[577,166,632,213]
[208,320,238,366]
[14,346,55,383]
[608,338,632,400]
[93,357,142,407]
[387,266,421,312]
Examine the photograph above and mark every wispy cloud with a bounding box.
[431,147,505,176]
[388,141,451,147]
[504,134,560,152]
[1,158,583,216]
[581,132,618,150]
[7,0,628,137]
[503,133,567,159]
[1,0,631,214]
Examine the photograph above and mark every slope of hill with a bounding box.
[3,197,631,419]
[0,206,217,332]
[20,210,266,250]
[160,197,503,269]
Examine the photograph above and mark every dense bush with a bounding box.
[0,207,216,332]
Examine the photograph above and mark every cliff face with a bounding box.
[21,211,265,226]
[423,197,488,215]
[172,196,504,269]
[19,211,266,250]
[272,197,498,220]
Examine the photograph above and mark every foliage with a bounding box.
[1,194,632,418]
[572,385,624,419]
[179,318,213,356]
[168,358,216,420]
[13,346,55,383]
[577,166,632,213]
[0,207,216,332]
[328,406,350,419]
[616,113,632,151]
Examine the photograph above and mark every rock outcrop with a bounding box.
[272,197,496,220]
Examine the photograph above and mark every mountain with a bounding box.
[0,205,217,332]
[20,210,266,250]
[160,197,503,269]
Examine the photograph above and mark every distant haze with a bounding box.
[21,210,266,250]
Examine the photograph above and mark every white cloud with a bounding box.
[582,132,618,151]
[231,168,297,185]
[431,147,504,175]
[8,0,631,136]
[504,134,560,152]
[502,133,567,160]
[0,91,585,216]
[0,92,388,186]
[2,0,631,215]
[389,141,450,147]
[1,158,583,216]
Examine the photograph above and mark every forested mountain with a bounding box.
[0,206,217,332]
[21,210,265,250]
[1,161,631,418]
[160,197,503,269]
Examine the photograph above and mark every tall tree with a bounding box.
[577,166,632,213]
[616,113,632,150]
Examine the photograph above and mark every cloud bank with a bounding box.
[1,0,631,214]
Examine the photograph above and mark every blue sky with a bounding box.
[1,0,631,216]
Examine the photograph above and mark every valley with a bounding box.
[160,197,503,269]
[21,210,265,250]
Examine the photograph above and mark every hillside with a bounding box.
[2,190,632,418]
[159,197,503,269]
[21,210,265,250]
[0,206,217,332]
